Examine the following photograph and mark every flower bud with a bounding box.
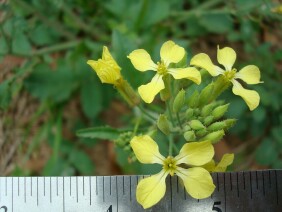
[199,83,214,106]
[204,116,214,125]
[189,120,205,130]
[212,103,229,120]
[187,90,199,108]
[224,119,237,130]
[157,114,170,135]
[201,103,215,117]
[185,108,194,120]
[184,130,196,141]
[203,130,225,143]
[173,89,186,113]
[196,128,208,137]
[207,121,226,131]
[183,124,191,131]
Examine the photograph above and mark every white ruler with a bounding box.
[0,170,281,212]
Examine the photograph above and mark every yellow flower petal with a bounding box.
[130,135,165,164]
[235,65,262,85]
[190,53,223,76]
[102,46,121,70]
[175,141,214,166]
[138,74,164,103]
[214,153,234,172]
[232,80,260,111]
[127,49,157,72]
[136,170,168,209]
[217,46,236,71]
[168,67,201,84]
[176,167,215,199]
[87,59,121,84]
[160,40,185,66]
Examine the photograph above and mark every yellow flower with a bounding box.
[130,135,215,209]
[87,46,121,85]
[128,41,201,103]
[190,46,262,111]
[203,153,234,172]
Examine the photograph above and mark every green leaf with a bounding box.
[199,14,233,33]
[255,138,279,166]
[0,37,9,55]
[24,61,78,103]
[29,24,58,46]
[69,149,94,175]
[12,31,32,55]
[80,76,103,119]
[76,126,122,140]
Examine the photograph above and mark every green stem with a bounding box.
[176,113,183,129]
[137,105,157,123]
[168,134,173,156]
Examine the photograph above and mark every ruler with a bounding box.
[0,170,281,212]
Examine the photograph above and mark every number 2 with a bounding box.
[212,201,222,212]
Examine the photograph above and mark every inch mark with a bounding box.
[37,177,39,206]
[89,177,92,205]
[44,177,45,196]
[83,177,85,196]
[236,172,239,197]
[70,177,72,196]
[129,176,132,202]
[24,178,26,203]
[169,176,172,211]
[12,178,13,212]
[116,176,119,211]
[176,176,179,193]
[268,170,271,187]
[262,172,265,196]
[103,176,105,202]
[230,173,233,191]
[110,177,112,196]
[122,176,125,195]
[76,177,78,203]
[31,177,32,196]
[50,177,52,203]
[63,177,65,212]
[274,170,279,204]
[5,177,7,196]
[243,171,246,190]
[216,173,219,191]
[56,177,58,196]
[18,177,20,196]
[223,173,226,212]
[96,176,98,195]
[255,171,258,189]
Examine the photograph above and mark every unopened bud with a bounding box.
[183,125,191,131]
[204,116,214,125]
[199,83,214,106]
[189,120,205,130]
[203,130,225,143]
[184,130,196,141]
[157,114,170,135]
[207,121,226,131]
[187,90,199,108]
[201,103,215,117]
[224,119,237,130]
[185,108,194,120]
[196,128,208,137]
[212,103,229,120]
[173,89,186,113]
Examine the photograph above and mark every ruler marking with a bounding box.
[50,177,52,203]
[274,170,278,204]
[89,177,92,205]
[44,177,45,196]
[37,177,39,206]
[216,173,219,191]
[224,173,226,212]
[31,177,32,196]
[0,177,1,201]
[184,185,187,200]
[250,172,252,199]
[96,176,98,195]
[56,177,58,196]
[83,176,85,196]
[268,170,271,187]
[236,172,239,197]
[262,172,265,196]
[255,171,258,189]
[116,176,118,212]
[243,171,246,190]
[12,178,14,212]
[170,176,172,211]
[103,176,105,202]
[110,176,112,195]
[24,177,26,203]
[230,173,232,191]
[63,177,65,212]
[176,176,179,193]
[122,176,125,195]
[18,177,19,196]
[129,176,132,202]
[5,177,7,196]
[76,177,78,203]
[70,177,72,196]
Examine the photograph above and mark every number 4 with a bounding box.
[212,201,222,212]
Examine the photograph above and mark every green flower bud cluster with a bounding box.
[183,101,236,143]
[114,131,137,162]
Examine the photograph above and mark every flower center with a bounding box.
[163,156,177,176]
[157,61,167,75]
[224,68,237,81]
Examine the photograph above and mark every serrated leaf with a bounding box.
[76,126,122,140]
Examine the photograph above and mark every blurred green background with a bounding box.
[0,0,281,176]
